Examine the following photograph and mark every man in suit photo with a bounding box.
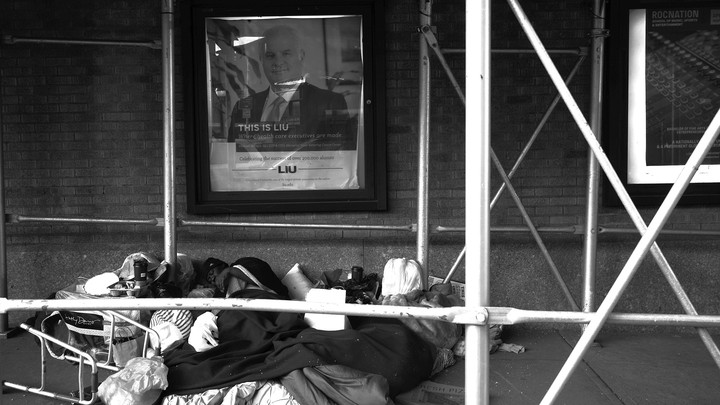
[228,24,354,144]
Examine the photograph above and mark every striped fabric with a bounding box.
[150,309,193,340]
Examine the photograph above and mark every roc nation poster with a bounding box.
[627,7,720,184]
[205,15,364,192]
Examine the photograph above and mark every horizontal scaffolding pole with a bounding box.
[0,297,487,326]
[3,297,720,329]
[435,225,579,234]
[2,35,162,49]
[5,215,415,232]
[441,48,587,55]
[496,307,720,328]
[8,214,719,239]
[435,225,720,237]
[178,219,416,232]
[598,227,720,237]
[9,214,718,237]
[6,214,159,226]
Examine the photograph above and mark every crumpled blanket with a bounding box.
[162,289,436,398]
[161,382,258,405]
[381,289,464,350]
[281,364,393,405]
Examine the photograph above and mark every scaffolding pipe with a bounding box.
[444,246,465,284]
[490,149,579,310]
[437,224,720,237]
[598,227,720,236]
[5,215,415,232]
[494,307,720,327]
[544,108,720,404]
[416,0,432,286]
[424,31,579,310]
[0,297,487,326]
[441,48,586,55]
[442,55,586,282]
[508,0,720,383]
[503,0,720,401]
[465,1,491,404]
[5,297,720,329]
[161,0,178,280]
[2,35,162,49]
[19,212,720,238]
[6,214,159,226]
[0,105,6,335]
[436,225,579,233]
[179,219,415,232]
[581,0,607,316]
[9,213,718,236]
[420,25,465,105]
[489,56,586,206]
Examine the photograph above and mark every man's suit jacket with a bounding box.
[228,82,353,142]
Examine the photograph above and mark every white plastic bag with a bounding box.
[381,258,425,296]
[98,356,168,405]
[188,311,219,352]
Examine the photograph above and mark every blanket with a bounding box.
[163,289,437,397]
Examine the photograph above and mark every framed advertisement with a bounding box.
[182,0,386,214]
[604,0,720,206]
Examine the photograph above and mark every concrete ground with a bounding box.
[2,325,720,404]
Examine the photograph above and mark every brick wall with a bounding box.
[2,0,719,329]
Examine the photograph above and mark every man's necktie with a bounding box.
[267,97,286,122]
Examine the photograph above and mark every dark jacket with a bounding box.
[228,82,354,143]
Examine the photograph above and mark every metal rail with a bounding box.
[464,1,492,403]
[179,219,416,232]
[501,0,720,403]
[1,2,719,405]
[0,297,487,326]
[0,100,5,335]
[4,297,720,328]
[161,0,178,281]
[420,11,585,310]
[7,214,160,226]
[8,214,719,236]
[416,0,432,286]
[441,48,587,55]
[1,35,162,49]
[581,0,607,319]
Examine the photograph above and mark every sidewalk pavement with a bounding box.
[3,325,720,404]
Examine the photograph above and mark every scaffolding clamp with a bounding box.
[453,306,489,325]
[588,28,610,39]
[419,25,440,50]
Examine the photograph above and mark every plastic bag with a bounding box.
[98,356,169,405]
[115,252,162,281]
[188,312,219,352]
[381,289,462,350]
[381,258,424,296]
[155,253,196,297]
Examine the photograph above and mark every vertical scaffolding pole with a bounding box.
[581,0,606,316]
[161,0,177,275]
[465,1,491,404]
[0,104,7,335]
[417,0,432,285]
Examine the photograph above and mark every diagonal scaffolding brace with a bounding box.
[501,0,720,403]
[421,22,584,311]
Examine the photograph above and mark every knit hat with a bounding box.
[149,309,193,340]
[197,257,228,286]
[230,257,288,297]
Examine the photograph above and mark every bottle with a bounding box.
[351,266,364,281]
[133,259,148,287]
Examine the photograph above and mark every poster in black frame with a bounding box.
[603,0,720,207]
[182,0,387,214]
